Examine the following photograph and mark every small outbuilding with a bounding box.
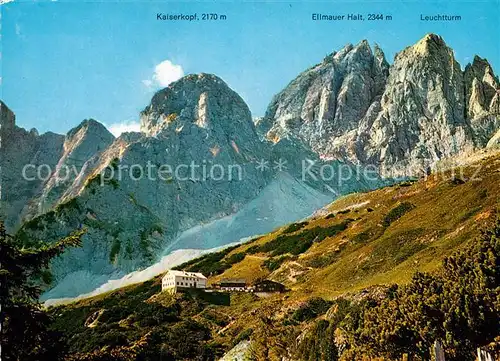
[253,280,286,293]
[213,278,247,291]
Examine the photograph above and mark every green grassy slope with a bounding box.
[201,151,499,298]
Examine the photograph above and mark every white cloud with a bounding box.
[106,120,141,137]
[143,59,184,89]
[142,79,153,88]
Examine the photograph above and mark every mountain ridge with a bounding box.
[4,73,363,298]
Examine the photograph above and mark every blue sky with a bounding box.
[2,0,499,135]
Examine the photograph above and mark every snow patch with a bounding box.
[164,172,332,253]
[44,245,237,307]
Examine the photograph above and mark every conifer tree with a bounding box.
[0,222,83,361]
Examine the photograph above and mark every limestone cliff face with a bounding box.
[465,56,500,119]
[136,74,270,227]
[259,40,389,154]
[261,34,500,177]
[354,34,472,176]
[138,73,269,218]
[31,119,115,215]
[464,56,500,146]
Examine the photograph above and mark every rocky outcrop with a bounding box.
[487,129,500,148]
[31,119,115,214]
[1,100,15,131]
[465,56,500,119]
[219,340,252,361]
[464,56,500,146]
[261,34,500,177]
[353,34,472,176]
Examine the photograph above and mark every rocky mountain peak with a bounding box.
[422,33,445,45]
[465,56,500,118]
[59,118,115,171]
[396,34,458,74]
[470,55,496,76]
[26,118,116,215]
[352,39,371,53]
[333,43,353,60]
[409,33,448,56]
[260,39,389,153]
[373,43,384,58]
[140,73,252,137]
[321,40,380,70]
[66,118,113,143]
[332,40,375,70]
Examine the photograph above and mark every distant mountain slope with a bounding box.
[42,172,332,300]
[0,101,65,229]
[43,245,236,304]
[164,172,331,252]
[7,74,272,296]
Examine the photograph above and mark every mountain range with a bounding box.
[1,33,498,298]
[257,34,500,177]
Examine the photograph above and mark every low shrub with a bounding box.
[257,220,352,257]
[291,297,332,322]
[262,256,292,271]
[282,222,309,234]
[382,202,415,227]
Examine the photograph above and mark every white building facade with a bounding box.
[162,270,207,294]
